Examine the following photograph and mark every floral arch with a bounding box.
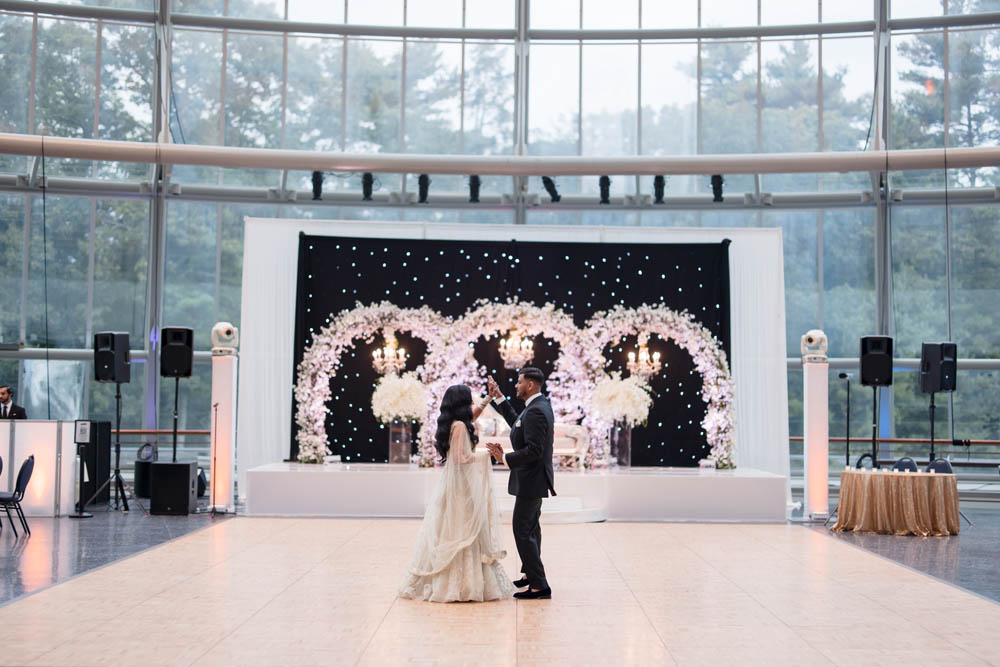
[585,304,736,468]
[419,299,606,466]
[294,302,450,463]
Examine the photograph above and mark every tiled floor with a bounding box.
[2,518,999,666]
[0,510,224,604]
[819,505,1000,604]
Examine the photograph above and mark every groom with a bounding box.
[485,369,555,600]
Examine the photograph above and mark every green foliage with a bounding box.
[0,5,999,444]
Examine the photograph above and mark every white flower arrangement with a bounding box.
[590,372,653,427]
[371,372,429,423]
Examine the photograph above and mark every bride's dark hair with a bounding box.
[435,384,478,461]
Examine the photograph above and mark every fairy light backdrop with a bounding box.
[292,235,731,466]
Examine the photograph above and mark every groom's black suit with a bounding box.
[497,394,555,590]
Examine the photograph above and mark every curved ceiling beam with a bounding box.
[1,132,997,176]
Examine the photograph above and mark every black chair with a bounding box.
[0,455,34,537]
[892,457,919,472]
[926,458,954,474]
[925,458,974,526]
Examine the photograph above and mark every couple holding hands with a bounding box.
[398,368,556,603]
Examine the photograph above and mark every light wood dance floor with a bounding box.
[1,518,998,666]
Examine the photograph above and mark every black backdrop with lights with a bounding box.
[292,234,731,466]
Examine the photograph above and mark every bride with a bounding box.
[399,384,515,602]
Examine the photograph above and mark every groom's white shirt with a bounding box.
[491,392,542,467]
[492,392,542,408]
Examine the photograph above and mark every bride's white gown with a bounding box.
[399,422,515,602]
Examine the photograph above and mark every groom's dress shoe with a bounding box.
[512,578,530,588]
[514,587,552,600]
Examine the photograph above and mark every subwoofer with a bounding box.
[860,335,893,387]
[161,327,194,378]
[149,461,197,515]
[94,332,130,383]
[921,342,957,393]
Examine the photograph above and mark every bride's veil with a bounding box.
[406,421,506,577]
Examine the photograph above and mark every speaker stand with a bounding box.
[172,376,180,463]
[928,392,937,461]
[844,375,851,467]
[81,383,147,515]
[872,385,879,468]
[856,386,880,469]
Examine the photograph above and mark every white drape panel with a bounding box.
[237,219,789,497]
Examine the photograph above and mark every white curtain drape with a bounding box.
[237,219,789,497]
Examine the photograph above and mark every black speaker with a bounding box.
[149,461,197,515]
[921,342,957,393]
[94,332,130,383]
[161,327,194,378]
[134,459,151,498]
[197,468,207,498]
[81,421,110,505]
[860,336,893,387]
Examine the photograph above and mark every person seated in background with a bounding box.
[0,384,27,419]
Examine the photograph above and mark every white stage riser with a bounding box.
[245,464,786,523]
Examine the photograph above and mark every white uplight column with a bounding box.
[801,329,830,521]
[210,322,240,513]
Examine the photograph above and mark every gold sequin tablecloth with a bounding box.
[831,469,960,536]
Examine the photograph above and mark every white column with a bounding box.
[210,353,238,512]
[803,361,830,520]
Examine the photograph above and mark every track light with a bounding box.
[653,175,666,204]
[599,175,611,205]
[541,176,561,203]
[711,174,724,202]
[469,175,481,203]
[417,174,430,204]
[311,171,324,200]
[361,172,373,201]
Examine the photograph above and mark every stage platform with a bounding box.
[245,463,787,523]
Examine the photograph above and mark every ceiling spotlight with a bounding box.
[599,175,611,205]
[653,175,666,204]
[361,172,374,201]
[541,176,561,202]
[311,171,324,200]
[711,174,724,203]
[417,174,430,204]
[469,175,481,203]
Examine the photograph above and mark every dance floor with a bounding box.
[1,519,999,666]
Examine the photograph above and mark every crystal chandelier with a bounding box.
[498,331,534,369]
[372,332,406,375]
[626,333,661,380]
